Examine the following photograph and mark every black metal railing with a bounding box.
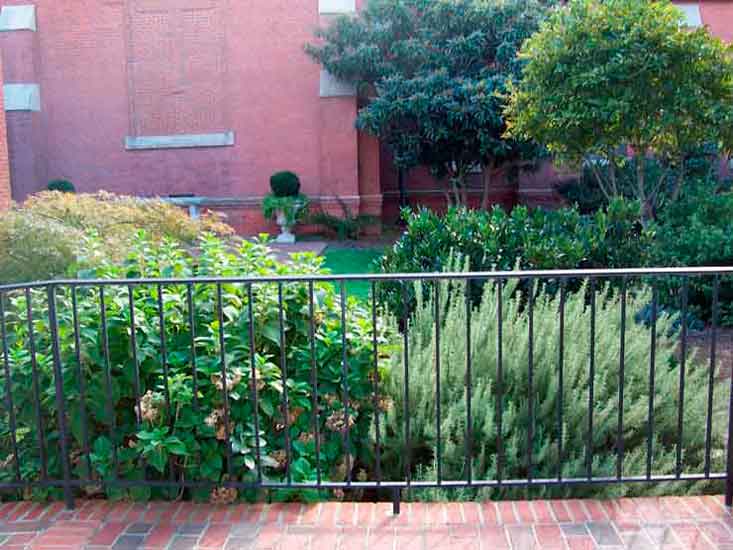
[0,267,732,513]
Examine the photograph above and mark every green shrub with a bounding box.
[558,153,722,215]
[381,276,724,499]
[261,194,310,226]
[0,234,394,502]
[308,197,377,240]
[654,179,733,325]
[269,171,301,197]
[0,210,83,285]
[47,179,75,193]
[379,199,652,316]
[0,192,233,284]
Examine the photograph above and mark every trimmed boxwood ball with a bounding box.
[47,179,76,193]
[270,171,301,197]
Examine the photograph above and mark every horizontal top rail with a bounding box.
[1,266,733,291]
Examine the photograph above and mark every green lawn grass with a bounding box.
[322,246,384,301]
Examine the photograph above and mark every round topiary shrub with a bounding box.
[270,171,301,197]
[47,179,76,193]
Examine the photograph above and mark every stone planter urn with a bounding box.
[262,176,309,244]
[275,209,296,244]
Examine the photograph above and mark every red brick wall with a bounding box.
[1,0,729,227]
[700,1,733,42]
[0,55,11,211]
[0,0,366,231]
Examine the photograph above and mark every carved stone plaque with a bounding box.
[127,0,225,137]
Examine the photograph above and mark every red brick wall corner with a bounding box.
[0,55,11,211]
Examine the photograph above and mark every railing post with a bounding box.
[48,285,74,509]
[392,487,401,515]
[726,352,733,506]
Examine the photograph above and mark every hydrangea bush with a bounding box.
[0,234,394,502]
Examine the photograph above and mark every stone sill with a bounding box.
[125,132,235,151]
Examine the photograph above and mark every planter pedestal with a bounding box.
[275,211,296,244]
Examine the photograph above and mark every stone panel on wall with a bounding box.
[125,131,234,150]
[319,0,356,14]
[126,0,228,138]
[319,70,355,97]
[3,83,40,111]
[0,5,36,32]
[674,2,702,27]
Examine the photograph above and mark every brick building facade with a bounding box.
[0,1,729,231]
[0,53,9,211]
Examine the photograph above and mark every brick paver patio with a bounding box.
[0,496,731,549]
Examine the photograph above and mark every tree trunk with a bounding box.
[481,162,493,210]
[447,163,468,207]
[608,154,618,196]
[635,152,653,222]
[588,160,612,201]
[671,159,686,203]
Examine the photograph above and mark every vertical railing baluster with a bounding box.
[71,287,91,478]
[617,277,627,480]
[277,282,292,485]
[705,276,719,477]
[339,280,352,486]
[557,281,565,482]
[156,284,172,424]
[465,279,473,486]
[158,283,175,487]
[586,279,596,480]
[48,285,74,508]
[128,286,142,429]
[434,281,442,485]
[647,283,658,480]
[370,281,381,486]
[309,281,322,487]
[186,284,199,414]
[402,281,411,492]
[527,279,535,484]
[725,288,733,505]
[247,283,262,484]
[186,283,199,478]
[0,292,21,483]
[496,279,504,486]
[26,288,48,480]
[99,286,118,479]
[216,283,233,479]
[676,277,689,478]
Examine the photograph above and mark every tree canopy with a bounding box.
[504,0,733,219]
[307,0,551,206]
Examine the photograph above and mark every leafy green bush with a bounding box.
[308,197,377,240]
[47,179,75,193]
[558,153,722,215]
[379,200,652,316]
[0,211,83,285]
[381,276,724,499]
[654,180,733,325]
[0,192,233,284]
[261,195,310,227]
[0,234,394,502]
[269,171,301,197]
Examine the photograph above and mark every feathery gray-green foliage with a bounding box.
[381,275,725,500]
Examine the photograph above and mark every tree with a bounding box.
[307,0,551,207]
[504,0,733,220]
